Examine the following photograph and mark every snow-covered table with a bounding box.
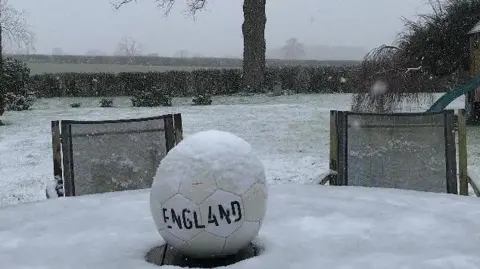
[2,184,480,269]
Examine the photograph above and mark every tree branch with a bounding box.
[186,0,206,14]
[382,45,401,51]
[110,0,136,10]
[405,66,422,73]
[111,0,207,16]
[0,0,35,53]
[115,36,142,58]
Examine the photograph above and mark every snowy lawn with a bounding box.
[0,93,476,206]
[2,183,480,269]
[0,94,344,206]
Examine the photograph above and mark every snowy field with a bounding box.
[3,184,480,269]
[2,93,480,269]
[0,93,476,207]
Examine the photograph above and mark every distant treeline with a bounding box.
[8,54,362,68]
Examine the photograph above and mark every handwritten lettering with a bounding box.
[162,201,243,230]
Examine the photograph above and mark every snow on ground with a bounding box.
[0,93,476,206]
[0,94,340,206]
[2,184,480,269]
[2,93,480,268]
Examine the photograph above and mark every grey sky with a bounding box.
[12,0,432,57]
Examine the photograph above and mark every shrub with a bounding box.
[4,90,36,111]
[1,57,33,116]
[131,85,172,107]
[100,98,114,107]
[70,102,81,108]
[3,58,30,94]
[192,94,212,106]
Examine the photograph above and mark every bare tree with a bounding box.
[115,36,142,57]
[111,0,267,92]
[111,0,206,16]
[0,0,35,125]
[281,38,305,59]
[0,0,35,52]
[0,13,3,124]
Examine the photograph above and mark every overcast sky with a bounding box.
[11,0,433,57]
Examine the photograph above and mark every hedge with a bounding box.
[28,66,367,98]
[28,65,460,99]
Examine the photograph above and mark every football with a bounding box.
[149,130,267,258]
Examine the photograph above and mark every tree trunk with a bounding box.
[0,14,4,126]
[242,0,266,93]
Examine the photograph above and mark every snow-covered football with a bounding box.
[149,130,267,258]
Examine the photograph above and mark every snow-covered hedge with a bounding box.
[28,66,363,98]
[25,65,456,100]
[1,58,34,115]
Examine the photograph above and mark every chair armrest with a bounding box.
[316,170,338,185]
[467,167,480,197]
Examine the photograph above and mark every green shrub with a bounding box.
[27,67,362,98]
[4,91,36,111]
[3,58,30,93]
[1,57,33,114]
[192,94,212,106]
[131,85,172,107]
[100,98,114,107]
